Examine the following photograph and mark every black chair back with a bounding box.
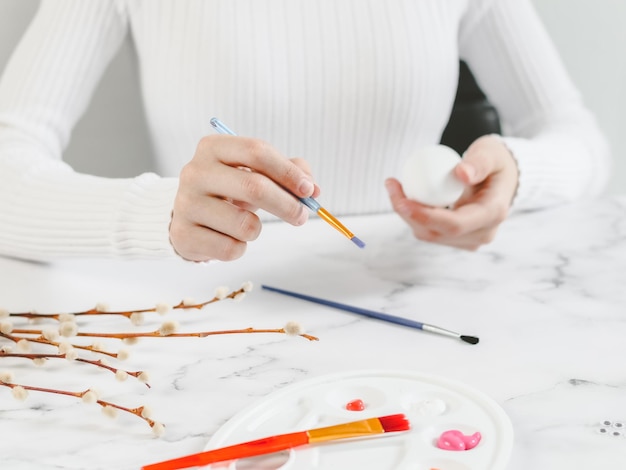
[440,61,501,154]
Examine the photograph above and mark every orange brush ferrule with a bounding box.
[306,416,384,443]
[316,207,356,240]
[315,207,365,248]
[141,414,409,470]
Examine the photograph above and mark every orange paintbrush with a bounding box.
[142,414,410,470]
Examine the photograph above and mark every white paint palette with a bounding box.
[205,369,514,470]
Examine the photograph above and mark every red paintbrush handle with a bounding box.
[142,432,310,470]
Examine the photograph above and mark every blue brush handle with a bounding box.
[298,196,321,212]
[210,118,320,212]
[262,285,425,330]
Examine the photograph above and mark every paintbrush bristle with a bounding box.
[378,414,410,433]
[350,236,366,248]
[460,335,480,345]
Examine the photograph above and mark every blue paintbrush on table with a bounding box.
[262,285,479,345]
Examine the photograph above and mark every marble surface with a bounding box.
[1,196,625,469]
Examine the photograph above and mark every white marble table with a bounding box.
[1,196,625,469]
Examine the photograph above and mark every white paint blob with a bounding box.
[415,398,447,416]
[400,144,465,207]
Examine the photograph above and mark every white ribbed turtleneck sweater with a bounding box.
[0,0,610,260]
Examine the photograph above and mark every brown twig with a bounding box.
[0,351,150,387]
[1,331,120,358]
[5,286,249,321]
[7,325,319,342]
[0,380,162,434]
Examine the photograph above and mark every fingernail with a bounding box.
[298,178,314,196]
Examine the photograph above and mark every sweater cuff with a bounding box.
[115,173,179,258]
[500,136,592,211]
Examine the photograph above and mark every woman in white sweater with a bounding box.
[0,0,610,262]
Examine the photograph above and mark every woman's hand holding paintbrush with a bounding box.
[168,125,321,262]
[169,118,364,262]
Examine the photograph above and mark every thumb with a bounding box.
[456,137,503,184]
[454,160,484,186]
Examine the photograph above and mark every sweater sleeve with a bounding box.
[0,0,179,261]
[459,0,611,210]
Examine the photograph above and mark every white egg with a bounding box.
[400,144,465,207]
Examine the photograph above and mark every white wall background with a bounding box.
[0,0,153,177]
[531,0,626,194]
[1,0,624,192]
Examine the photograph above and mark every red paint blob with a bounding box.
[345,399,365,411]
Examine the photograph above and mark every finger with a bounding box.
[405,212,499,248]
[420,201,506,237]
[385,177,432,223]
[169,221,248,262]
[386,177,453,238]
[202,164,309,225]
[290,156,312,175]
[199,135,316,199]
[458,135,511,185]
[291,157,321,198]
[455,156,495,187]
[190,197,262,243]
[453,161,479,185]
[231,199,259,213]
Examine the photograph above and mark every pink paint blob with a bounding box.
[345,399,365,411]
[436,430,482,451]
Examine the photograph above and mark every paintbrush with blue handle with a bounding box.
[210,118,365,249]
[262,285,479,345]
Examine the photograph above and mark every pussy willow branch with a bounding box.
[5,286,248,321]
[0,351,150,387]
[0,285,259,359]
[9,327,319,342]
[0,282,317,435]
[0,380,160,432]
[1,331,120,358]
[159,327,319,341]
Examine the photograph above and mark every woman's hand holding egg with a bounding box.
[385,135,519,250]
